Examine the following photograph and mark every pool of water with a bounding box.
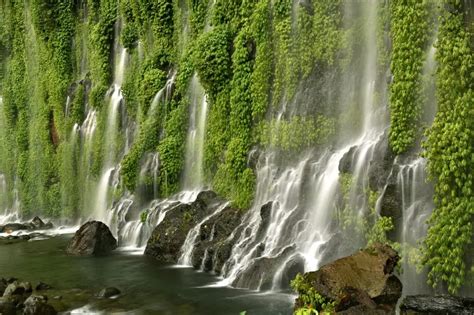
[0,234,294,314]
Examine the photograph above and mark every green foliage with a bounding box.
[158,100,188,196]
[366,216,395,246]
[291,273,335,315]
[121,114,161,192]
[422,0,474,294]
[120,23,138,49]
[192,26,233,97]
[389,0,429,154]
[256,115,335,152]
[213,27,255,209]
[140,209,149,223]
[138,68,167,114]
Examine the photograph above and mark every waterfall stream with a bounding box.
[183,74,208,190]
[93,45,128,221]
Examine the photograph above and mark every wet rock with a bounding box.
[255,202,272,241]
[0,297,16,315]
[232,246,297,290]
[191,204,243,272]
[367,134,396,192]
[29,217,53,230]
[23,295,57,315]
[339,146,357,174]
[144,190,223,263]
[6,278,17,284]
[35,282,52,291]
[20,282,33,293]
[295,243,402,314]
[3,281,25,296]
[379,172,402,240]
[66,221,117,256]
[97,287,121,298]
[400,295,474,315]
[0,278,7,295]
[0,223,29,233]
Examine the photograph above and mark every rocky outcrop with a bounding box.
[294,244,402,314]
[0,278,58,314]
[232,246,303,290]
[190,204,243,272]
[400,295,474,315]
[144,190,224,263]
[24,295,57,315]
[0,217,53,234]
[66,221,117,256]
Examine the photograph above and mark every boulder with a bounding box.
[190,205,243,272]
[23,295,57,315]
[3,281,25,296]
[29,217,52,230]
[20,282,32,293]
[66,221,117,256]
[35,282,52,291]
[294,244,402,314]
[400,295,474,315]
[144,191,223,263]
[96,287,121,298]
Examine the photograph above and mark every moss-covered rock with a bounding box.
[293,244,402,314]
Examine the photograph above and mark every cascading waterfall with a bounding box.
[93,46,128,221]
[396,158,434,295]
[183,74,208,190]
[216,0,390,290]
[102,72,178,243]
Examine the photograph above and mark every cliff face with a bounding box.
[0,0,472,295]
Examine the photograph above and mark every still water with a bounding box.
[0,234,293,314]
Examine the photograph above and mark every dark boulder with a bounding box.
[35,282,52,291]
[144,191,223,263]
[191,205,243,272]
[23,295,57,315]
[0,278,6,296]
[339,146,357,174]
[29,217,52,230]
[66,221,117,256]
[294,244,402,314]
[400,295,474,315]
[20,282,32,293]
[367,133,396,192]
[96,287,121,298]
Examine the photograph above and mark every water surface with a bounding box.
[0,235,293,314]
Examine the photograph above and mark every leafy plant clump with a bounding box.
[291,273,335,315]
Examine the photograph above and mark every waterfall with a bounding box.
[138,152,160,200]
[215,0,391,290]
[93,47,127,221]
[396,158,434,295]
[183,74,208,190]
